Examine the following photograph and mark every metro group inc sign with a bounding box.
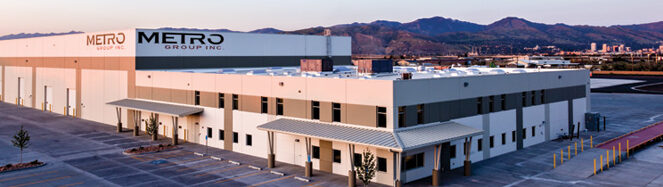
[86,32,127,51]
[137,31,224,50]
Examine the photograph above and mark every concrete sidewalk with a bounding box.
[550,148,624,179]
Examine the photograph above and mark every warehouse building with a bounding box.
[0,29,590,186]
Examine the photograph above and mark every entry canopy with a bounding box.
[257,118,482,151]
[107,99,203,117]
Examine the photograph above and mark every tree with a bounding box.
[145,113,158,141]
[356,148,376,186]
[11,125,31,163]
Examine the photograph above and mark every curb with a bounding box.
[122,146,182,156]
[0,162,47,174]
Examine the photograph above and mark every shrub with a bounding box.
[30,160,40,165]
[167,144,172,147]
[158,144,164,148]
[139,146,144,150]
[130,148,137,152]
[5,164,12,168]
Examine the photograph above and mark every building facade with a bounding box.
[0,29,589,186]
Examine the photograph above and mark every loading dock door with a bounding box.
[44,86,53,110]
[67,88,76,115]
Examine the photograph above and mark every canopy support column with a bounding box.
[304,137,313,177]
[432,144,442,186]
[464,137,473,176]
[393,151,402,187]
[133,110,141,136]
[348,144,356,187]
[267,131,275,168]
[172,116,179,145]
[115,107,122,132]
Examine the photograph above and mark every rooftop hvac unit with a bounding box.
[300,58,333,72]
[355,59,393,74]
[401,72,412,80]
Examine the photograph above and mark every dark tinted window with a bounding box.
[450,145,456,158]
[276,98,284,115]
[206,127,212,138]
[233,132,238,143]
[232,94,238,110]
[416,104,424,124]
[398,106,406,127]
[311,101,320,120]
[477,138,483,151]
[312,146,320,159]
[402,153,424,171]
[377,107,387,128]
[194,91,201,105]
[333,149,341,163]
[353,153,362,167]
[377,157,387,172]
[218,93,224,108]
[246,134,252,146]
[332,103,341,122]
[219,129,224,140]
[261,97,268,114]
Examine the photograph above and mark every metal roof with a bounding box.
[396,121,483,151]
[257,118,482,151]
[258,118,401,150]
[107,99,204,117]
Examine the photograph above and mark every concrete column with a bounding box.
[348,144,356,187]
[115,107,122,133]
[348,170,356,187]
[464,160,471,176]
[172,116,179,145]
[464,137,472,176]
[305,161,313,177]
[432,169,439,186]
[133,110,140,136]
[268,154,275,168]
[267,131,275,168]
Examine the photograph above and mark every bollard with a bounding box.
[590,136,593,148]
[606,151,610,169]
[626,140,630,158]
[600,155,603,172]
[568,146,571,160]
[575,142,578,156]
[612,146,616,165]
[593,159,596,175]
[619,143,622,162]
[561,149,564,164]
[64,106,67,115]
[553,154,556,168]
[581,139,584,152]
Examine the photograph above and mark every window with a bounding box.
[353,153,362,167]
[311,101,320,120]
[194,91,201,105]
[333,149,341,163]
[489,136,494,148]
[276,98,284,115]
[232,94,239,110]
[531,91,536,105]
[501,94,506,110]
[261,97,268,114]
[312,146,320,159]
[450,145,457,158]
[246,134,252,146]
[206,127,212,139]
[332,103,341,122]
[218,93,224,108]
[477,138,483,151]
[377,107,387,128]
[401,153,424,171]
[477,97,483,114]
[219,130,224,140]
[233,132,238,143]
[512,130,516,142]
[532,126,536,137]
[489,96,495,112]
[522,128,527,139]
[501,133,506,145]
[398,106,406,127]
[522,92,527,106]
[416,104,424,124]
[377,157,387,172]
[540,90,545,104]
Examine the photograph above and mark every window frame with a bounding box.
[477,138,483,151]
[246,134,252,146]
[450,145,457,158]
[501,133,506,145]
[218,93,224,108]
[276,98,284,115]
[477,97,483,114]
[206,127,212,139]
[232,94,239,110]
[261,97,268,114]
[489,136,494,148]
[377,157,387,172]
[219,129,224,140]
[377,106,387,128]
[312,146,320,159]
[332,103,341,122]
[398,106,406,127]
[333,149,341,163]
[311,101,320,120]
[233,132,239,143]
[416,104,424,124]
[500,94,506,110]
[194,91,201,106]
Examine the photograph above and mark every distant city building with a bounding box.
[618,44,625,53]
[590,43,597,52]
[602,43,608,53]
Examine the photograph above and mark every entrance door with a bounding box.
[66,88,76,115]
[17,77,24,104]
[44,86,53,111]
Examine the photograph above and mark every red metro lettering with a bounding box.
[86,33,126,46]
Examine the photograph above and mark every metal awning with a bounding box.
[396,121,483,151]
[257,118,482,151]
[107,99,204,117]
[258,118,401,150]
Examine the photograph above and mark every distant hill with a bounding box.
[3,17,663,55]
[0,31,82,40]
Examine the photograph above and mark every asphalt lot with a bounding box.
[1,92,662,186]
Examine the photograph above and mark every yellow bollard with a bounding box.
[41,102,44,110]
[16,98,18,105]
[626,140,630,158]
[64,106,66,115]
[590,136,593,148]
[73,108,76,118]
[612,146,616,165]
[554,154,556,168]
[606,151,610,169]
[561,149,564,164]
[568,146,571,160]
[600,155,603,172]
[619,143,622,162]
[581,139,584,152]
[593,159,596,175]
[49,104,52,112]
[575,142,578,156]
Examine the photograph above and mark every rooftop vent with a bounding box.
[401,72,412,80]
[300,58,333,72]
[356,59,393,74]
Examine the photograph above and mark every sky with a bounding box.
[1,0,663,36]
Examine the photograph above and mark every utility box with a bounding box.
[357,59,393,74]
[300,58,333,72]
[585,112,601,131]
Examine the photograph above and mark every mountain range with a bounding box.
[3,17,663,55]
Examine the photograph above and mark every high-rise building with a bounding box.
[618,44,625,53]
[602,44,608,53]
[590,43,597,52]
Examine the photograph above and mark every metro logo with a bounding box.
[86,33,126,46]
[138,32,224,45]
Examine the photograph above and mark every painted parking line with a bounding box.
[172,156,209,164]
[176,161,226,172]
[0,170,58,182]
[215,170,269,184]
[195,165,246,177]
[9,175,72,187]
[302,181,322,187]
[154,151,193,159]
[249,175,295,187]
[58,182,84,187]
